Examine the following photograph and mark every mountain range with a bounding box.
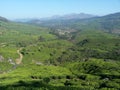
[1,12,120,34]
[15,13,96,23]
[23,12,120,34]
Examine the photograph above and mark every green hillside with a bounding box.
[0,20,57,70]
[0,13,120,90]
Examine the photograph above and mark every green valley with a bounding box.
[0,12,120,90]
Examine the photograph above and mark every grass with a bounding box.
[21,40,73,64]
[0,64,72,86]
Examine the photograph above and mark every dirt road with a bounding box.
[16,48,23,64]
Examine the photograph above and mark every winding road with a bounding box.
[16,48,23,64]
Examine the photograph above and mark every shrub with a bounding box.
[43,77,50,84]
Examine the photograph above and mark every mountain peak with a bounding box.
[59,13,96,20]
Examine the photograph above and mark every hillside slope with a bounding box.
[0,13,120,90]
[0,16,8,22]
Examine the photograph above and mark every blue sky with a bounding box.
[0,0,120,19]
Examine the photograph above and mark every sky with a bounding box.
[0,0,120,19]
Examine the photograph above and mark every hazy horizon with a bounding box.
[0,0,120,19]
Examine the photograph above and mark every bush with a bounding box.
[64,80,73,86]
[43,77,50,84]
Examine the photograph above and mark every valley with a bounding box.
[0,12,120,90]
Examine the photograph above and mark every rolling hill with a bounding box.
[0,12,120,90]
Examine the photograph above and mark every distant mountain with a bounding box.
[43,13,96,20]
[73,12,120,33]
[98,12,120,33]
[15,19,30,23]
[0,16,8,22]
[14,12,120,34]
[30,12,120,34]
[15,13,96,23]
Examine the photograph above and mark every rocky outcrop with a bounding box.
[0,55,4,62]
